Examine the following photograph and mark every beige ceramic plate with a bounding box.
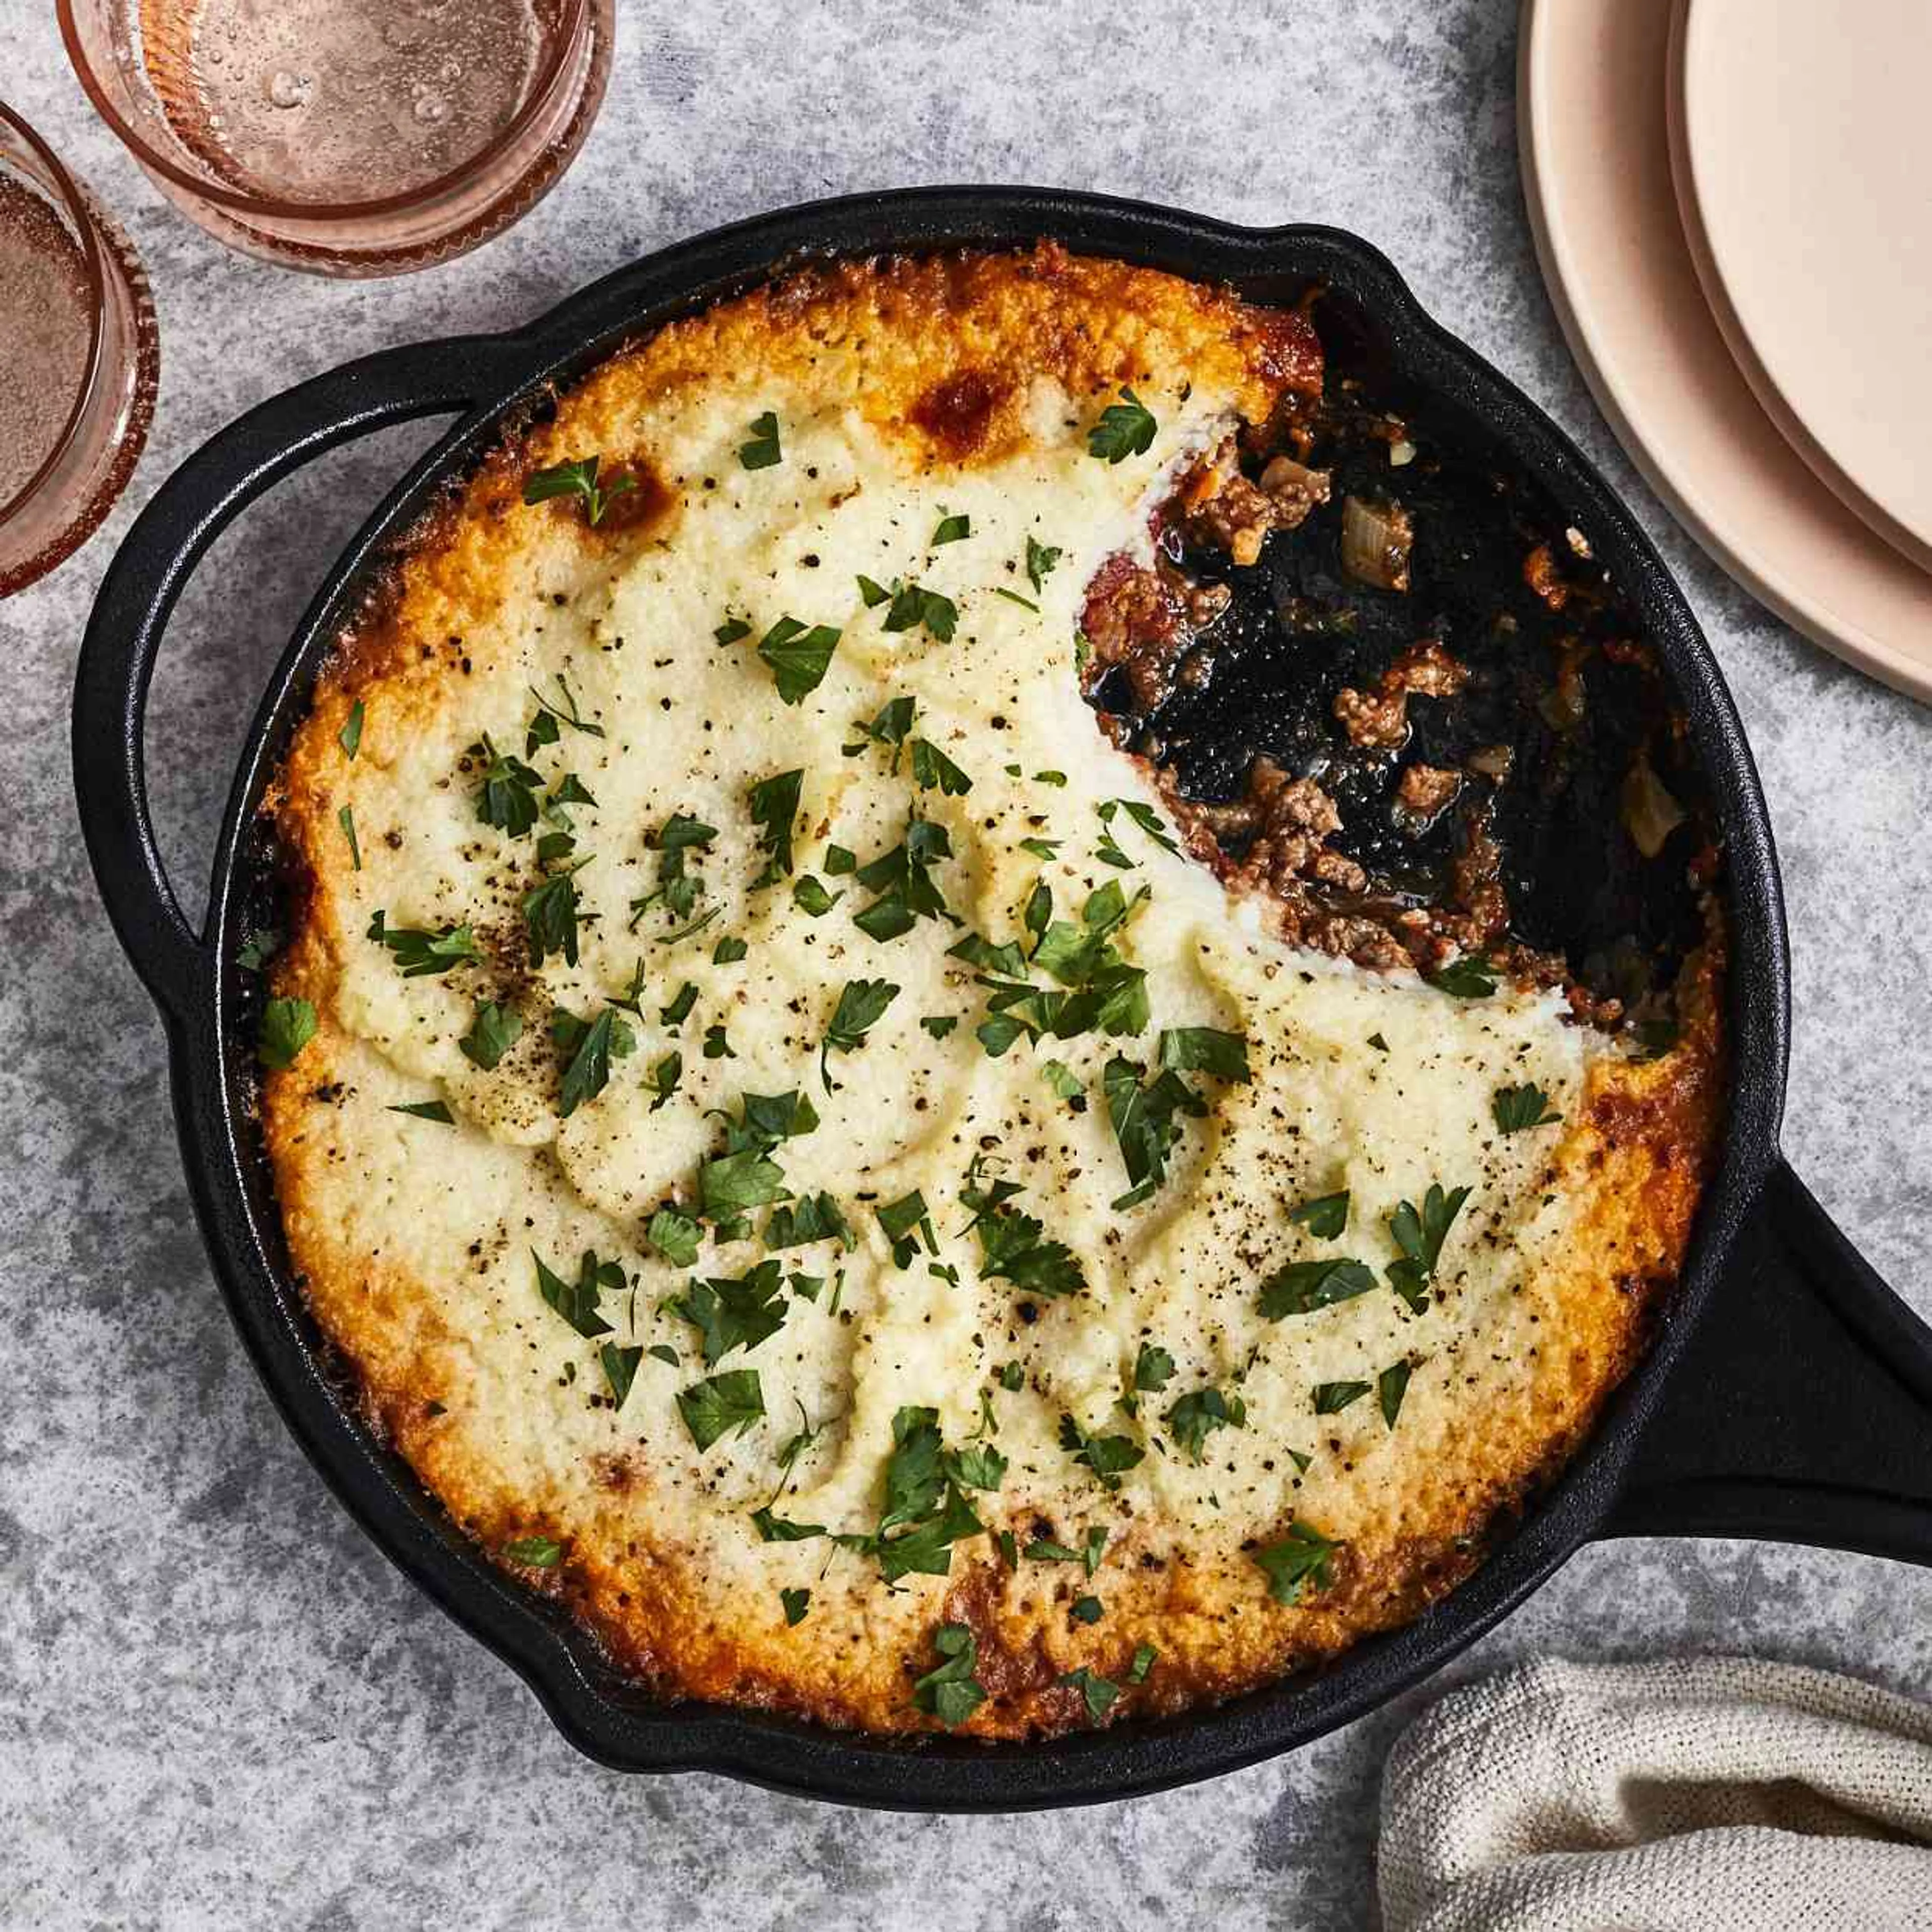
[1674,0,1932,574]
[1518,0,1932,703]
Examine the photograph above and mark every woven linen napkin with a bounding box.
[1379,1655,1932,1930]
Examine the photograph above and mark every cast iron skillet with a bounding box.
[73,188,1932,1810]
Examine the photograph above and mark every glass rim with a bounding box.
[0,99,109,531]
[57,0,590,224]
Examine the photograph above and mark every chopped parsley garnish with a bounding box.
[1379,1358,1413,1428]
[527,675,604,742]
[1040,1059,1085,1106]
[911,1623,985,1727]
[237,927,280,973]
[388,1099,453,1124]
[1059,1413,1145,1491]
[533,1248,622,1339]
[1157,1026,1251,1081]
[920,1015,958,1040]
[258,996,316,1070]
[750,615,841,704]
[820,977,900,1091]
[522,455,636,526]
[1026,535,1063,591]
[504,1536,564,1568]
[961,1164,1085,1299]
[698,1144,786,1223]
[367,911,481,978]
[1254,1520,1341,1604]
[1312,1379,1372,1415]
[1129,1643,1157,1683]
[336,803,362,869]
[713,935,748,964]
[911,738,972,795]
[522,858,589,967]
[992,588,1040,613]
[780,1587,811,1626]
[931,511,971,545]
[880,581,959,642]
[1087,386,1158,463]
[648,1343,680,1368]
[677,1369,765,1450]
[764,1192,853,1252]
[1260,1257,1377,1319]
[1426,955,1499,999]
[1133,1343,1176,1398]
[1492,1083,1561,1132]
[550,1004,636,1116]
[1070,1596,1104,1626]
[660,983,699,1025]
[459,1001,523,1072]
[646,1051,682,1111]
[702,1023,735,1060]
[1101,1055,1208,1209]
[747,768,804,886]
[470,734,545,838]
[1164,1386,1248,1462]
[1287,1189,1350,1239]
[1097,796,1179,859]
[824,842,856,875]
[1386,1182,1472,1313]
[715,614,752,646]
[855,575,890,607]
[876,1189,937,1268]
[852,815,958,941]
[1025,1538,1081,1563]
[738,411,782,470]
[792,875,842,917]
[338,700,364,759]
[646,1206,702,1267]
[837,1406,992,1585]
[668,1258,789,1364]
[753,1508,827,1543]
[628,812,715,931]
[600,1342,642,1407]
[846,694,916,770]
[1061,1665,1118,1718]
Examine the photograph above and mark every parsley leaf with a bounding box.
[1061,1666,1119,1720]
[533,1248,621,1339]
[459,1001,523,1072]
[747,769,804,887]
[764,1192,853,1252]
[1254,1520,1341,1604]
[1087,386,1158,463]
[1157,1026,1251,1082]
[911,1623,985,1727]
[1426,955,1499,999]
[911,738,972,795]
[780,1586,811,1626]
[504,1535,563,1568]
[527,676,604,742]
[1102,1055,1208,1209]
[387,1099,453,1123]
[1385,1182,1472,1313]
[600,1342,643,1407]
[821,978,900,1091]
[753,615,841,704]
[753,1508,827,1543]
[660,983,699,1026]
[522,859,590,967]
[875,1190,937,1268]
[931,511,971,545]
[880,581,959,642]
[1165,1386,1248,1463]
[1312,1380,1372,1415]
[1287,1190,1350,1239]
[792,875,842,917]
[471,735,544,837]
[921,1015,958,1040]
[1378,1358,1413,1428]
[677,1369,765,1450]
[629,812,715,931]
[1492,1083,1561,1133]
[1129,1643,1157,1683]
[738,410,782,469]
[523,455,637,526]
[646,1206,702,1267]
[237,927,280,973]
[551,1005,636,1116]
[1026,535,1063,592]
[1059,1413,1145,1491]
[1134,1343,1176,1394]
[1260,1257,1378,1320]
[961,1166,1085,1299]
[853,816,957,941]
[258,997,316,1070]
[699,1145,788,1224]
[338,700,364,759]
[668,1258,789,1364]
[368,912,481,978]
[646,1051,682,1111]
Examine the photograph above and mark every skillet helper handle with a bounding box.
[73,333,518,1027]
[1607,1158,1932,1565]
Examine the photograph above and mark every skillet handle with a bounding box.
[73,333,521,1028]
[1606,1158,1932,1565]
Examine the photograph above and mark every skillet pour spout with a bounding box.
[71,187,1932,1809]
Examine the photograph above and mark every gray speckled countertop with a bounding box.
[7,5,1932,1926]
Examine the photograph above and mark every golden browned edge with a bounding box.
[261,243,1726,1740]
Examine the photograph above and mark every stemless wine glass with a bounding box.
[0,101,158,598]
[58,0,613,277]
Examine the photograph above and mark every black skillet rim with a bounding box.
[160,187,1788,1809]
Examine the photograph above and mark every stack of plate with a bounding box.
[1519,0,1932,699]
